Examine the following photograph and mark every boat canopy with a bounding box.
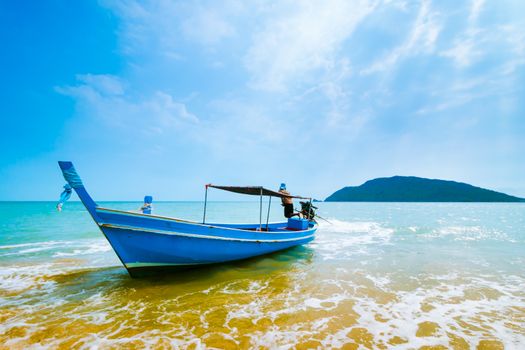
[207,185,310,200]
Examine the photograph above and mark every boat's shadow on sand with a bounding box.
[133,244,314,283]
[51,245,315,296]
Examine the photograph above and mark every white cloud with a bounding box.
[322,60,353,127]
[245,0,375,92]
[440,35,481,68]
[105,0,180,56]
[105,0,242,58]
[362,0,441,74]
[74,74,125,96]
[199,99,289,155]
[293,57,369,134]
[382,0,409,12]
[181,7,236,46]
[499,25,525,75]
[57,74,198,135]
[440,0,486,68]
[468,0,485,24]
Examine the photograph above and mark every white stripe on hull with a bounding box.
[100,223,316,243]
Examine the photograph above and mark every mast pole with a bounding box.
[265,195,272,231]
[259,187,263,231]
[202,185,209,224]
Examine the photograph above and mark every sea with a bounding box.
[0,201,524,349]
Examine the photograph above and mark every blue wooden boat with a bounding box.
[58,161,317,276]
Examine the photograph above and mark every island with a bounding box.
[325,176,525,202]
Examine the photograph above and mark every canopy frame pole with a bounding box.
[265,195,272,231]
[202,185,209,224]
[259,187,263,231]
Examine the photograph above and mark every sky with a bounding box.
[0,0,524,201]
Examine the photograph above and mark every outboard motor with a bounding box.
[300,201,317,221]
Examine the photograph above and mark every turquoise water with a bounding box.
[1,201,524,348]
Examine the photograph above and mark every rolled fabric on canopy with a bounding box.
[207,185,310,200]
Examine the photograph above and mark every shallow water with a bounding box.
[0,202,524,349]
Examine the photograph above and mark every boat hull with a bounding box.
[95,207,316,274]
[100,224,315,273]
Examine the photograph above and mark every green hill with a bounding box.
[325,176,525,202]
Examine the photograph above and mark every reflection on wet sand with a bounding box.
[1,203,525,349]
[1,247,317,349]
[2,241,523,349]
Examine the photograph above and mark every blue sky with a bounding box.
[1,0,524,200]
